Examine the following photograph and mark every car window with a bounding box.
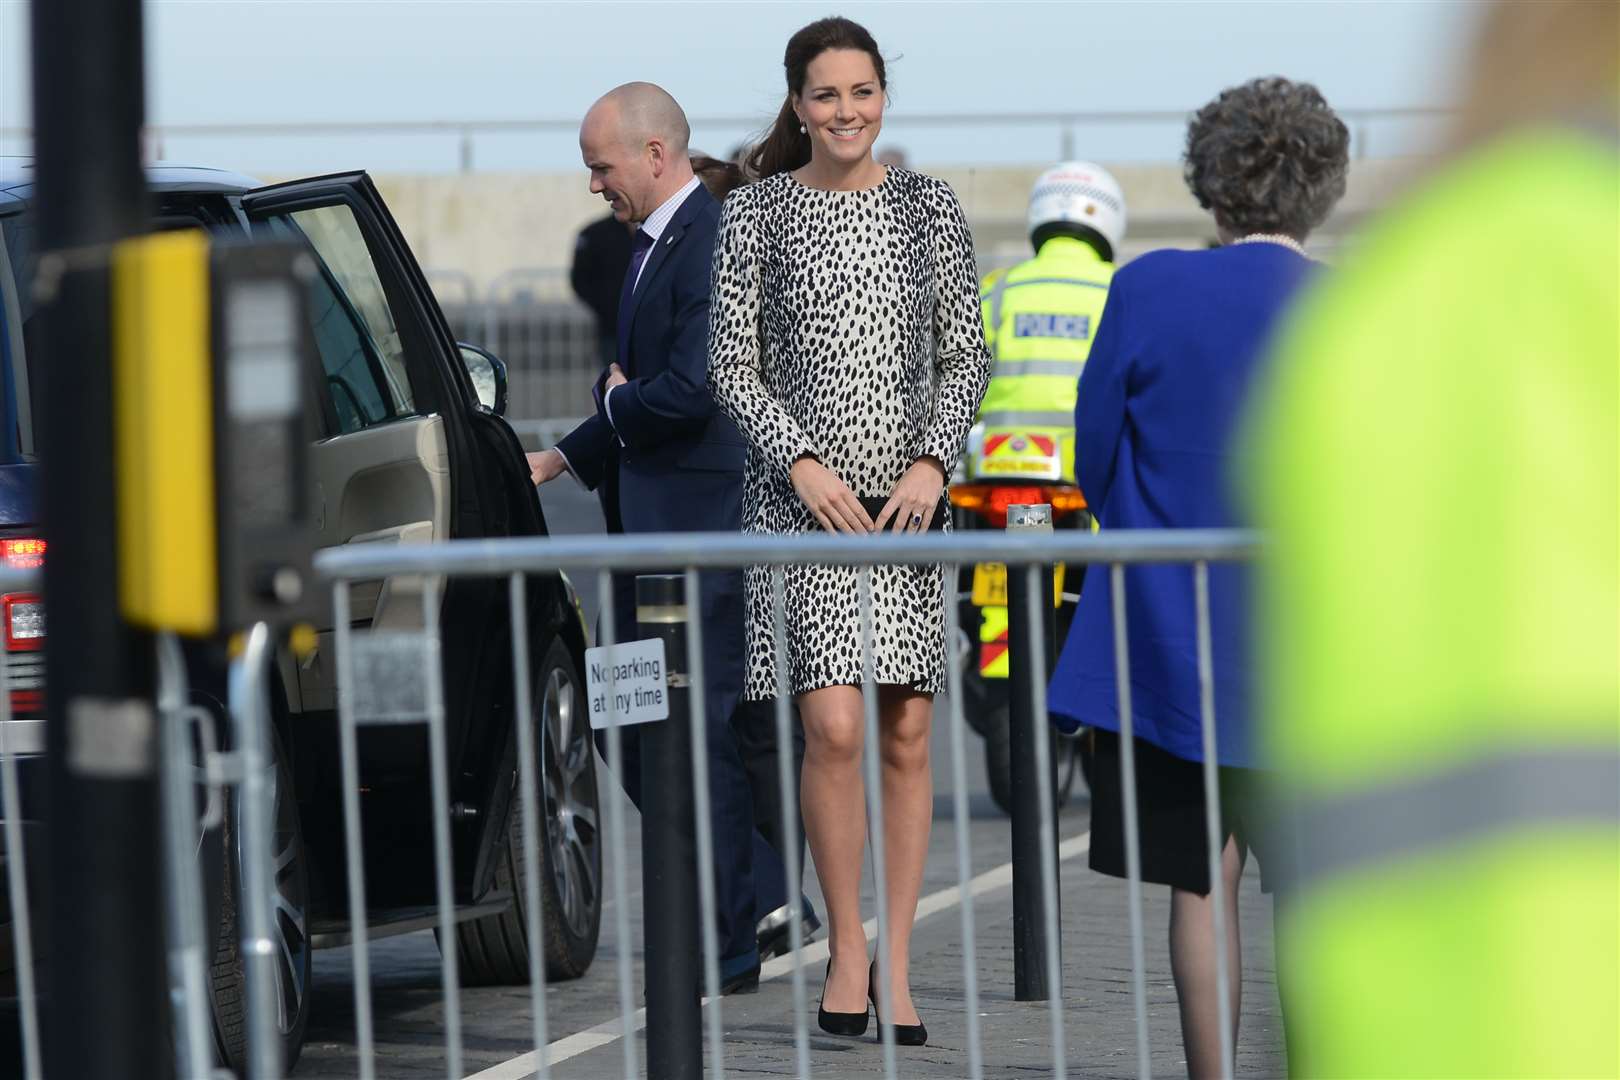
[1,194,251,459]
[269,204,418,434]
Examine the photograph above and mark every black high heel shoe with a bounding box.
[868,960,928,1046]
[817,958,870,1037]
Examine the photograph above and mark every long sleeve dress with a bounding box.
[707,167,991,700]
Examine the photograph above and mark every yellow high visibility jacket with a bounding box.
[977,236,1113,482]
[1245,127,1619,1078]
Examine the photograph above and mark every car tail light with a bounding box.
[949,484,1088,528]
[4,594,43,651]
[2,538,45,570]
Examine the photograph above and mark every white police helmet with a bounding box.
[1027,161,1127,257]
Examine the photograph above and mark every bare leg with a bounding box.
[1169,837,1245,1080]
[799,684,869,1012]
[873,686,933,1027]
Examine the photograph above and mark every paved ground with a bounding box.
[286,692,1284,1080]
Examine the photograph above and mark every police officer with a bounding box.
[976,161,1126,486]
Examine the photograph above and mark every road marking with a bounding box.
[461,829,1092,1080]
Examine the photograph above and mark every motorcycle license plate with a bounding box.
[971,563,1066,608]
[971,563,1007,606]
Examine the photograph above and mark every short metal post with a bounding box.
[637,574,702,1080]
[229,621,282,1080]
[1007,503,1058,1000]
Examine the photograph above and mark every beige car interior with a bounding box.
[263,198,454,715]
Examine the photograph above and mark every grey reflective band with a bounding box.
[991,360,1087,379]
[1285,745,1620,892]
[979,409,1075,428]
[982,275,1108,334]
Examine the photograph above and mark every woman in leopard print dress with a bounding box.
[707,17,989,1044]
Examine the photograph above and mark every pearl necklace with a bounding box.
[1233,233,1307,256]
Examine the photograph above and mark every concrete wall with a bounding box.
[357,157,1425,295]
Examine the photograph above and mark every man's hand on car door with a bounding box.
[527,449,568,486]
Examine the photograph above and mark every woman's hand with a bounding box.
[874,457,947,533]
[790,456,874,534]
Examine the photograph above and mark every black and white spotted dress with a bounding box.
[707,167,991,700]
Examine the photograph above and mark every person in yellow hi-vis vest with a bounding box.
[956,163,1125,812]
[976,160,1124,487]
[1243,3,1618,1076]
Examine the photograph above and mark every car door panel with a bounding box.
[294,415,450,712]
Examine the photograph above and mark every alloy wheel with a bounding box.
[540,665,599,940]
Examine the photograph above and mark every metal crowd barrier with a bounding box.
[313,525,1251,1080]
[0,527,1257,1079]
[439,284,603,424]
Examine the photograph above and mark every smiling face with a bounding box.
[579,103,658,224]
[793,48,885,168]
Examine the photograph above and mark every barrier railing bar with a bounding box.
[0,626,42,1080]
[156,634,216,1080]
[316,529,1259,580]
[681,567,726,1078]
[595,569,640,1080]
[231,621,283,1080]
[1194,562,1236,1080]
[770,567,812,1079]
[1111,563,1153,1080]
[506,574,552,1078]
[332,583,378,1080]
[858,568,899,1076]
[420,586,466,1078]
[941,567,985,1079]
[1022,564,1067,1080]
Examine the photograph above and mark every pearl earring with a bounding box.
[799,124,807,134]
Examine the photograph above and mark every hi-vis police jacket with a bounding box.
[977,235,1113,482]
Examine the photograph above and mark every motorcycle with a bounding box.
[949,423,1089,815]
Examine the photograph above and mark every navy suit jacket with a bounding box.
[555,183,747,535]
[555,183,747,721]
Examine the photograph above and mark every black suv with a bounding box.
[0,162,603,1070]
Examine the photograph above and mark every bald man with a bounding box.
[528,83,770,994]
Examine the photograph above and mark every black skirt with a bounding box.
[1082,728,1279,895]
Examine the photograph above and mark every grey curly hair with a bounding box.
[1183,77,1350,240]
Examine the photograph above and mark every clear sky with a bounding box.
[1,0,1487,173]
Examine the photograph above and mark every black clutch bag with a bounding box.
[858,495,949,532]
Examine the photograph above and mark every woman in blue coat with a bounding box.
[1048,77,1348,1077]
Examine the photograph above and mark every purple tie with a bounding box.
[615,228,655,368]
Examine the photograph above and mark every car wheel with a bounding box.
[450,638,601,984]
[985,703,1080,817]
[210,727,312,1071]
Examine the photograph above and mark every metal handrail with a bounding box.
[315,527,1259,579]
[0,106,1449,140]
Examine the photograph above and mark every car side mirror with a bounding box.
[458,343,508,417]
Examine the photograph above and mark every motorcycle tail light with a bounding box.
[949,484,1088,528]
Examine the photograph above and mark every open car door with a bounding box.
[239,172,486,712]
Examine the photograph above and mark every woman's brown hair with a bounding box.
[690,153,747,202]
[744,16,887,180]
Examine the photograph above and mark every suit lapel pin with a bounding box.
[665,235,675,246]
